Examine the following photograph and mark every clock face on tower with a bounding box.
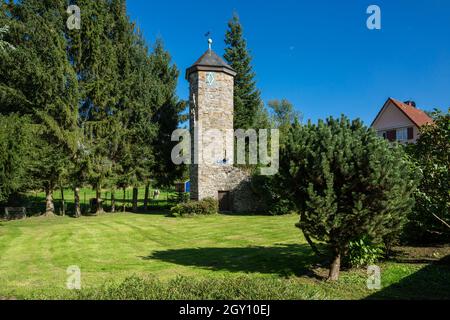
[206,72,215,86]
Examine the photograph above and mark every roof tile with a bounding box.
[389,98,434,127]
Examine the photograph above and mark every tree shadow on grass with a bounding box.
[143,244,328,279]
[130,204,174,215]
[367,254,450,300]
[220,212,280,217]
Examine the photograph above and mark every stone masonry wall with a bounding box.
[189,70,262,212]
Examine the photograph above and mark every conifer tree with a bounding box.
[0,0,79,215]
[68,0,119,214]
[113,29,158,212]
[1,0,183,215]
[279,116,420,280]
[224,13,265,130]
[149,39,185,188]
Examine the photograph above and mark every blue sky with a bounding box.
[127,0,450,125]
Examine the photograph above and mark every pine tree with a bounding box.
[1,0,183,215]
[149,39,185,188]
[0,0,79,216]
[224,13,265,130]
[0,115,32,204]
[279,116,420,280]
[68,0,120,214]
[113,30,158,213]
[108,0,138,212]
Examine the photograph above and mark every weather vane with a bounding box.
[205,31,212,51]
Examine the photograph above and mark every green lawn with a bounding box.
[0,213,449,300]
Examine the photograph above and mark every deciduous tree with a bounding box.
[406,109,450,242]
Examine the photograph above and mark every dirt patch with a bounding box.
[390,245,450,264]
[307,245,450,279]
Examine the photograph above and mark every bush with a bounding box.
[251,175,297,215]
[345,237,385,268]
[170,197,218,217]
[176,192,190,204]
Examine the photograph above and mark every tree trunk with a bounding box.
[96,188,103,214]
[122,187,127,212]
[60,187,65,216]
[132,187,138,213]
[144,182,150,211]
[45,187,55,216]
[111,191,116,213]
[303,231,322,257]
[328,247,341,281]
[74,187,81,218]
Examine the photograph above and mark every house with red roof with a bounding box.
[371,98,434,143]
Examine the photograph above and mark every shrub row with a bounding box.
[71,276,325,300]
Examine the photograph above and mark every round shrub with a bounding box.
[171,197,218,217]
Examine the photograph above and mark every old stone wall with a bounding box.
[191,164,263,212]
[189,70,263,213]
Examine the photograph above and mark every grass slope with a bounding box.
[0,213,449,300]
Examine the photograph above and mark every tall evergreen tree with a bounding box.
[113,28,159,212]
[1,0,183,215]
[149,39,185,188]
[107,0,137,212]
[68,0,120,214]
[224,13,265,130]
[0,0,79,215]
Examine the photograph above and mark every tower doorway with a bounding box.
[218,191,231,212]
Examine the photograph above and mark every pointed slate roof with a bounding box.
[186,49,237,79]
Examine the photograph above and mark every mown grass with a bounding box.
[0,213,449,300]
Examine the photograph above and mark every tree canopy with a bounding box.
[0,0,183,214]
[406,109,450,242]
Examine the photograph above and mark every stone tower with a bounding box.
[186,43,257,212]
